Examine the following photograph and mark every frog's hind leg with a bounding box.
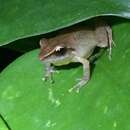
[69,56,90,93]
[95,21,113,59]
[105,25,113,59]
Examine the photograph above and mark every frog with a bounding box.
[39,19,112,93]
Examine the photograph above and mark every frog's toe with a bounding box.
[69,78,89,93]
[50,69,59,74]
[42,73,54,83]
[42,77,47,81]
[42,75,50,82]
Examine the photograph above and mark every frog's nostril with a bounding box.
[39,54,45,61]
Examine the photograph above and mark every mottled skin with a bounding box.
[39,20,112,92]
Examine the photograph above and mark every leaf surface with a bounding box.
[0,0,130,45]
[0,21,130,130]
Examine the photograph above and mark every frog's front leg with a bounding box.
[69,56,90,93]
[42,63,55,83]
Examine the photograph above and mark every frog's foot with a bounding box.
[42,65,59,83]
[42,74,54,83]
[107,39,115,60]
[68,77,89,93]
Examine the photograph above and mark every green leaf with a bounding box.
[0,20,130,130]
[0,0,130,45]
[0,115,9,130]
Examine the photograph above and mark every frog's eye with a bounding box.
[54,46,67,56]
[55,46,64,51]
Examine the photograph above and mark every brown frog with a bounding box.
[39,20,112,92]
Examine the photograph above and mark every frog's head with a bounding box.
[39,38,75,65]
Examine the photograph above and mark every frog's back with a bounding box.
[73,27,98,58]
[71,21,111,58]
